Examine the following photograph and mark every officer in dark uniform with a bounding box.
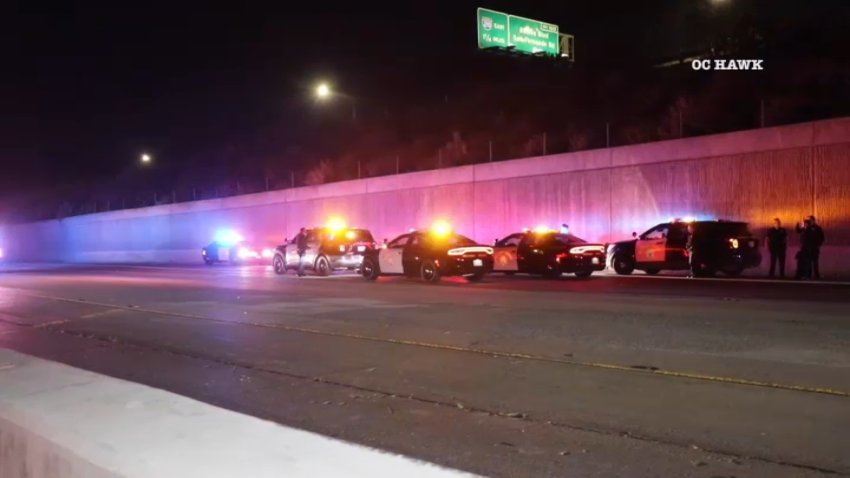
[294,227,309,277]
[766,217,787,278]
[794,219,814,279]
[807,215,825,279]
[686,223,696,277]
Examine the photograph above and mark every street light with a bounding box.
[140,153,152,164]
[315,83,331,99]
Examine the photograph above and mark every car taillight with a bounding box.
[569,246,604,254]
[448,248,464,256]
[729,238,739,249]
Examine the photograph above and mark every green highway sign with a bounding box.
[477,8,560,56]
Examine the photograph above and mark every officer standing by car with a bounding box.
[796,215,825,279]
[686,223,696,277]
[795,218,813,279]
[766,217,787,278]
[295,227,309,277]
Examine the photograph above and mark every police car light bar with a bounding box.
[214,229,244,246]
[430,220,452,236]
[326,216,347,231]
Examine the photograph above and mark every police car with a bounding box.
[607,218,762,277]
[272,225,375,276]
[361,222,494,283]
[202,230,273,265]
[493,227,606,278]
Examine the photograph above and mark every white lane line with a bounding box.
[0,348,476,478]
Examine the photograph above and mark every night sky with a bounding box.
[2,1,847,196]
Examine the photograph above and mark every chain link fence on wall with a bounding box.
[8,103,849,223]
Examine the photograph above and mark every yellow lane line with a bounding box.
[10,289,850,398]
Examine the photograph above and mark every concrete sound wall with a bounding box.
[5,117,850,276]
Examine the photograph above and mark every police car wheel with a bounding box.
[643,268,660,276]
[420,259,441,283]
[613,256,634,275]
[574,270,593,279]
[272,255,286,275]
[203,257,214,265]
[723,267,744,277]
[315,256,331,276]
[361,258,380,280]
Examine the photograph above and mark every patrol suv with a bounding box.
[272,227,375,276]
[607,219,761,277]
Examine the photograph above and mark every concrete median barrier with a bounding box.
[0,348,474,478]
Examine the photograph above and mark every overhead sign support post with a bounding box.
[559,33,575,61]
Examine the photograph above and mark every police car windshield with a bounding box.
[553,233,587,244]
[533,233,587,246]
[424,233,477,247]
[323,229,374,243]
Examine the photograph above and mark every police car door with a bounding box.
[665,223,689,269]
[493,234,522,272]
[285,235,300,267]
[287,230,319,268]
[635,224,669,267]
[379,234,409,274]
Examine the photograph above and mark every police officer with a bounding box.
[794,219,814,280]
[686,223,696,277]
[806,215,825,279]
[294,227,309,277]
[766,217,787,278]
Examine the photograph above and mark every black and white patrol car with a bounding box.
[607,219,762,277]
[361,229,494,283]
[493,229,606,278]
[272,227,375,276]
[202,237,273,265]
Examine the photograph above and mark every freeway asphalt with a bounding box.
[0,263,848,477]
